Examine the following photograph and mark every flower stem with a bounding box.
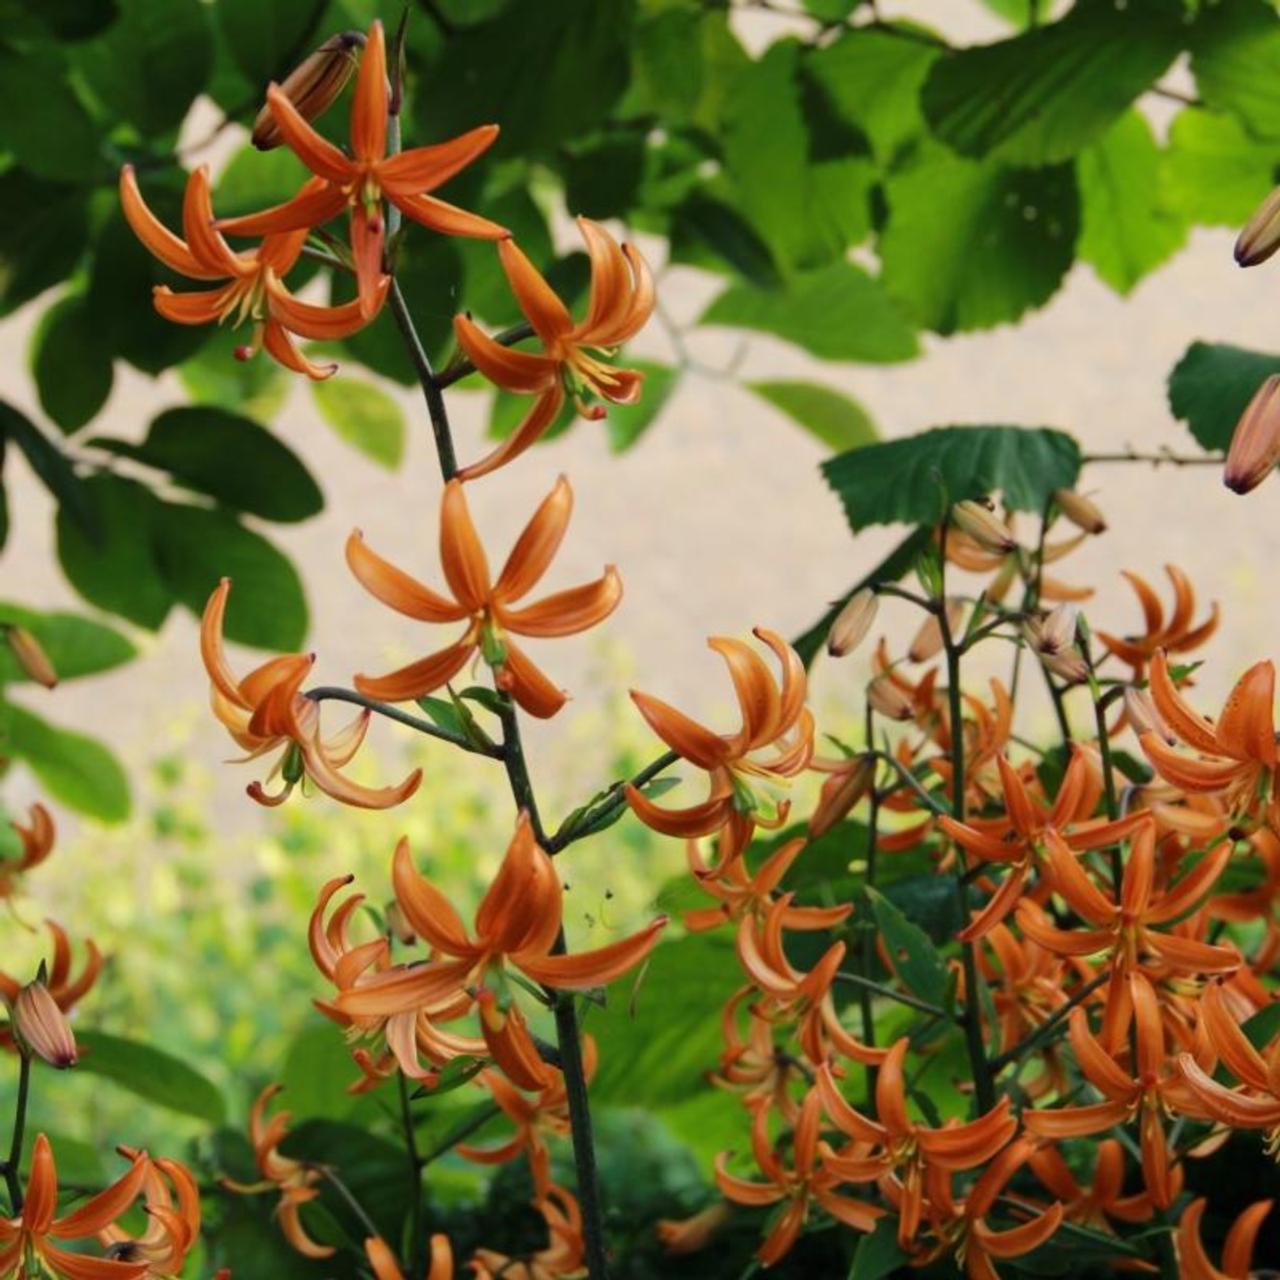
[313,1162,383,1243]
[397,1070,426,1272]
[836,970,949,1020]
[545,751,681,854]
[1,1052,31,1213]
[305,686,502,757]
[416,1102,501,1168]
[988,970,1109,1072]
[389,282,459,482]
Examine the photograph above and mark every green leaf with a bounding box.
[1191,0,1280,141]
[279,1022,375,1122]
[311,377,406,470]
[848,1217,909,1280]
[866,886,948,1002]
[55,476,172,630]
[2,702,130,822]
[1076,110,1187,295]
[213,144,315,220]
[1162,106,1280,227]
[823,424,1082,531]
[217,0,326,88]
[1242,1001,1280,1049]
[921,0,1181,164]
[92,407,323,523]
[0,401,97,539]
[588,933,744,1108]
[605,361,678,452]
[702,261,919,363]
[178,326,291,424]
[880,148,1079,334]
[1167,340,1280,451]
[805,26,941,164]
[13,0,117,39]
[29,293,114,434]
[0,602,134,684]
[668,194,781,289]
[563,130,646,220]
[0,49,102,183]
[75,1029,225,1123]
[152,503,307,650]
[748,380,878,452]
[74,0,213,135]
[0,172,89,319]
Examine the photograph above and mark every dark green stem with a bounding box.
[417,1102,502,1167]
[545,751,681,854]
[389,282,459,482]
[1,1053,31,1213]
[313,1163,383,1242]
[397,1070,425,1272]
[306,686,501,756]
[988,971,1109,1072]
[837,970,948,1021]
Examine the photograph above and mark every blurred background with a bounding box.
[0,0,1278,1236]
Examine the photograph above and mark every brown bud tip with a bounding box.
[1052,488,1106,535]
[11,981,77,1068]
[1236,184,1280,267]
[252,32,362,151]
[5,626,57,689]
[951,500,1017,553]
[1224,374,1280,495]
[867,675,915,722]
[827,589,878,658]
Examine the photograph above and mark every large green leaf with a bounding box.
[1167,341,1280,451]
[217,0,326,88]
[1076,111,1187,295]
[93,407,323,522]
[1191,0,1280,141]
[0,401,97,539]
[75,1029,226,1123]
[1161,107,1280,227]
[822,425,1082,531]
[849,1218,909,1280]
[312,377,406,470]
[920,0,1181,164]
[29,294,115,434]
[13,0,118,39]
[1,703,130,822]
[668,194,781,289]
[587,933,743,1108]
[0,602,134,684]
[563,130,646,220]
[866,887,948,1002]
[701,262,919,363]
[0,49,102,183]
[74,0,213,135]
[748,380,878,453]
[153,503,307,650]
[879,148,1079,334]
[0,172,89,318]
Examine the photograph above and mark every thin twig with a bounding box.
[989,971,1109,1071]
[545,751,681,854]
[306,686,502,757]
[836,970,950,1020]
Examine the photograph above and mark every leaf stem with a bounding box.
[836,970,949,1020]
[545,751,681,854]
[305,686,502,757]
[988,970,1108,1072]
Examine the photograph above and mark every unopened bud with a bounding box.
[1236,184,1280,267]
[10,980,76,1068]
[908,600,964,664]
[1024,606,1087,683]
[1224,375,1280,495]
[809,755,876,838]
[1053,488,1106,535]
[827,589,878,658]
[951,501,1016,553]
[1124,688,1173,744]
[867,676,914,722]
[385,901,415,946]
[5,626,56,688]
[253,32,362,151]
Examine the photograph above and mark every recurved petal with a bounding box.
[439,480,492,611]
[1215,659,1278,765]
[346,530,467,622]
[365,1236,406,1280]
[350,205,388,320]
[1140,733,1245,792]
[578,217,633,337]
[625,782,732,838]
[456,385,566,482]
[629,690,728,770]
[477,990,553,1091]
[499,569,622,638]
[267,272,389,338]
[51,1148,149,1236]
[119,166,219,280]
[492,475,572,603]
[712,1155,785,1207]
[34,1244,148,1280]
[181,167,242,277]
[264,82,354,183]
[278,1197,336,1259]
[262,321,339,380]
[1023,1099,1132,1139]
[350,19,387,163]
[1147,650,1224,757]
[153,284,237,325]
[301,740,423,811]
[215,181,348,238]
[352,636,477,703]
[454,314,558,395]
[591,242,655,347]
[498,640,567,719]
[972,1204,1064,1261]
[378,125,501,195]
[200,578,248,708]
[498,236,574,342]
[388,191,507,239]
[391,836,474,956]
[517,917,667,989]
[710,637,781,754]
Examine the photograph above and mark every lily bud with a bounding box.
[1124,688,1173,744]
[1224,375,1280,495]
[809,755,876,838]
[827,589,877,658]
[1235,184,1280,267]
[867,676,914,722]
[1053,488,1106,535]
[908,599,964,664]
[951,500,1016,553]
[5,626,56,689]
[252,32,362,151]
[1024,606,1087,684]
[10,979,76,1068]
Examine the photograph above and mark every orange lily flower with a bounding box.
[1096,565,1218,685]
[222,1085,333,1259]
[335,815,666,1045]
[710,988,809,1122]
[682,836,852,934]
[816,1042,1017,1250]
[216,20,504,315]
[944,521,1091,603]
[1028,1138,1157,1230]
[308,874,483,1091]
[453,219,654,479]
[808,753,876,838]
[120,166,384,380]
[1023,972,1206,1208]
[1139,649,1279,827]
[201,579,421,808]
[470,1186,585,1279]
[655,1202,733,1255]
[626,629,814,854]
[714,1090,883,1267]
[0,920,102,1052]
[0,1134,150,1280]
[940,749,1146,941]
[735,896,883,1068]
[365,1234,454,1280]
[1175,1197,1271,1280]
[348,476,620,719]
[0,804,54,899]
[98,1150,201,1276]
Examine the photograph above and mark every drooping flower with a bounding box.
[201,579,422,808]
[1175,1196,1272,1280]
[0,1134,150,1279]
[347,476,620,719]
[365,1234,454,1280]
[655,1202,732,1255]
[453,221,654,479]
[1028,1138,1158,1231]
[216,20,504,315]
[0,920,102,1052]
[120,166,385,380]
[222,1085,333,1259]
[710,988,809,1121]
[99,1150,201,1277]
[469,1186,585,1279]
[944,518,1091,604]
[1096,566,1218,685]
[626,630,813,855]
[0,804,55,900]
